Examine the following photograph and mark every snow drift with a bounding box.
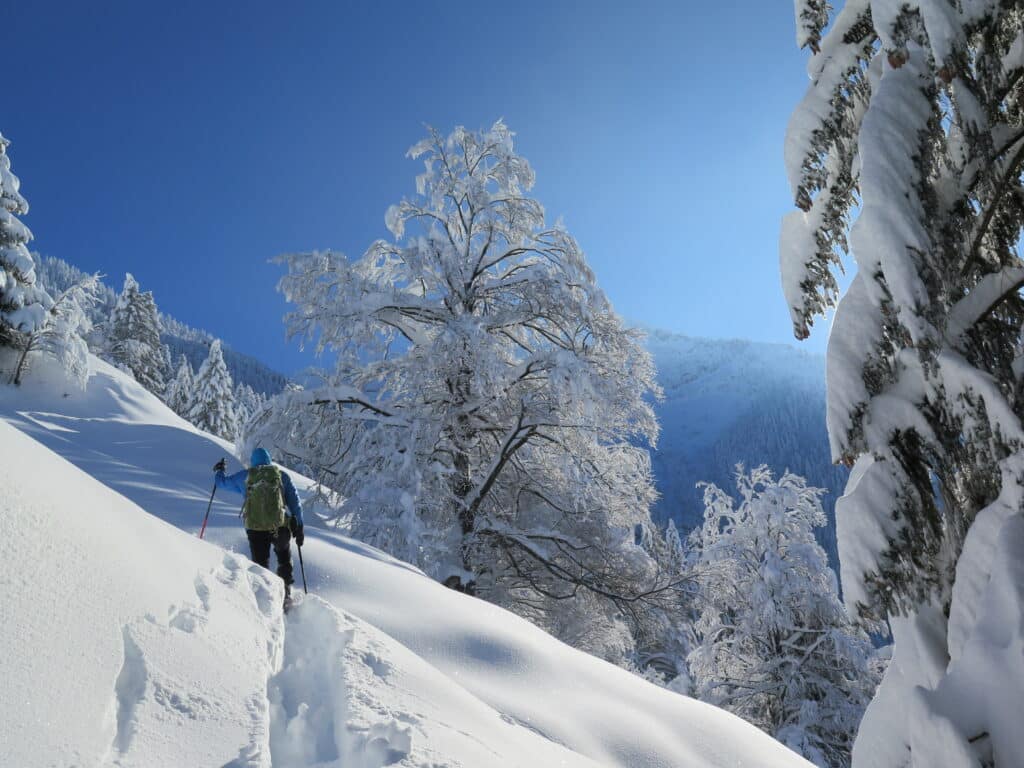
[0,356,811,767]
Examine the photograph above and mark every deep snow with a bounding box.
[1,356,812,768]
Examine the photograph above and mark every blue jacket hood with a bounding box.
[250,448,273,467]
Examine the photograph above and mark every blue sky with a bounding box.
[5,1,817,375]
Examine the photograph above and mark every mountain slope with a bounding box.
[645,330,846,563]
[31,252,289,396]
[0,357,811,768]
[0,419,284,768]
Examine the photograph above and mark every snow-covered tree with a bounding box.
[106,274,165,395]
[783,3,1024,765]
[30,253,116,353]
[687,467,875,768]
[664,518,686,573]
[9,272,101,388]
[189,339,238,439]
[246,121,673,644]
[164,354,194,417]
[233,381,263,429]
[0,134,52,356]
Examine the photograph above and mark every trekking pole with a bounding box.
[297,542,308,594]
[199,479,217,540]
[200,457,225,540]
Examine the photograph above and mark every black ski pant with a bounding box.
[246,526,294,586]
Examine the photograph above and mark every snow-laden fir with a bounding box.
[0,133,48,343]
[189,338,239,440]
[105,273,166,395]
[783,2,1024,765]
[0,354,813,768]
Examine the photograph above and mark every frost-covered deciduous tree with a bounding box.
[189,339,238,439]
[688,467,874,768]
[164,354,194,417]
[10,273,101,388]
[783,3,1024,765]
[106,274,166,395]
[0,134,52,356]
[247,121,672,644]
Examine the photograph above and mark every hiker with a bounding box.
[213,448,304,604]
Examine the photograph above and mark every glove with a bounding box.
[291,519,304,547]
[213,458,227,473]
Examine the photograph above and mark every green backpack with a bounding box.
[243,464,286,532]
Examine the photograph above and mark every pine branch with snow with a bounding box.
[783,3,1024,764]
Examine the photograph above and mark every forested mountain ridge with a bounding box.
[31,253,288,396]
[32,253,842,560]
[644,329,844,564]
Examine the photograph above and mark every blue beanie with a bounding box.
[250,447,273,467]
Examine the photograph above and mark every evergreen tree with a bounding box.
[233,381,262,429]
[189,339,238,439]
[246,121,673,653]
[783,3,1024,763]
[0,133,52,354]
[688,467,875,768]
[106,274,165,395]
[164,354,195,418]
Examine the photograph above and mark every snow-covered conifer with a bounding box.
[247,121,672,644]
[9,272,101,388]
[189,339,238,439]
[783,4,1024,764]
[233,381,262,429]
[164,354,194,418]
[0,134,52,354]
[688,467,874,768]
[106,274,165,395]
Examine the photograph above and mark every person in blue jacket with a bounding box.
[214,448,304,599]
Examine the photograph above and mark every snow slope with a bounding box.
[0,356,811,768]
[0,420,284,768]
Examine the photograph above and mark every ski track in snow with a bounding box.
[101,562,430,768]
[111,627,147,756]
[98,558,286,768]
[269,596,414,768]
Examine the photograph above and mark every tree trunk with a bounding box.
[11,332,36,386]
[447,354,478,594]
